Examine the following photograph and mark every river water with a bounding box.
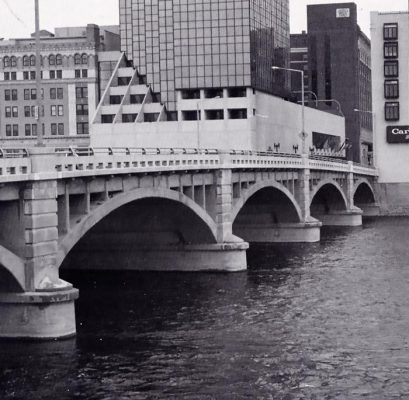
[2,217,409,399]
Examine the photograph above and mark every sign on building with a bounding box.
[336,8,350,18]
[387,126,409,143]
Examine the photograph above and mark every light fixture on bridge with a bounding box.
[293,144,299,154]
[274,142,280,152]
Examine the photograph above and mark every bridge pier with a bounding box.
[356,203,381,217]
[316,209,363,227]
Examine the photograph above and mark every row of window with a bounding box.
[3,53,89,68]
[4,122,89,136]
[4,105,64,118]
[4,70,63,81]
[5,87,86,101]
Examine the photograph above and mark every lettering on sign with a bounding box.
[336,8,350,18]
[387,126,409,143]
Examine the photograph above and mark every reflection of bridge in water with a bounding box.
[0,147,378,339]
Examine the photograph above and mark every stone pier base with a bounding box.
[233,222,321,243]
[315,210,363,227]
[357,204,381,217]
[0,285,78,340]
[65,241,249,272]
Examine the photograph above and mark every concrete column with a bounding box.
[215,168,234,243]
[296,155,313,222]
[0,180,79,340]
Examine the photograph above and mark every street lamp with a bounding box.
[196,96,221,150]
[272,66,306,154]
[354,108,376,167]
[298,98,344,117]
[34,0,43,146]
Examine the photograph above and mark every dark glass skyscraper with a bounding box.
[119,0,290,113]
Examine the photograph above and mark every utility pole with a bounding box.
[35,0,43,146]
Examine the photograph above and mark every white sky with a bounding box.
[0,0,408,39]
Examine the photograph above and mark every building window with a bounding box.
[5,107,11,118]
[384,60,399,77]
[82,69,88,78]
[56,54,63,66]
[12,89,17,101]
[51,105,57,116]
[205,110,224,120]
[56,70,62,79]
[24,89,30,100]
[384,42,398,58]
[12,106,18,118]
[50,88,56,99]
[101,114,115,123]
[4,90,10,101]
[10,56,17,67]
[32,124,37,136]
[58,123,64,135]
[57,88,63,99]
[10,72,16,81]
[30,71,36,80]
[77,122,89,134]
[74,53,81,65]
[385,102,400,121]
[58,105,64,116]
[181,89,200,99]
[4,72,10,81]
[51,123,57,135]
[30,55,36,66]
[228,109,247,119]
[122,113,137,123]
[23,71,29,80]
[81,54,88,65]
[31,89,37,100]
[3,56,10,68]
[23,55,30,67]
[227,87,247,97]
[24,106,30,117]
[75,69,81,78]
[49,70,56,79]
[384,80,399,99]
[384,23,398,40]
[76,104,89,116]
[76,87,88,99]
[12,124,19,136]
[6,125,11,136]
[25,124,31,136]
[49,54,56,66]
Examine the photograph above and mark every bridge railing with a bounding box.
[0,146,378,181]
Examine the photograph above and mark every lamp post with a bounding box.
[272,66,306,154]
[196,96,221,150]
[34,0,43,146]
[354,108,376,167]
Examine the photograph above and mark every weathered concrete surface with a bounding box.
[315,210,363,227]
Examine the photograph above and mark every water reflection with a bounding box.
[1,218,409,399]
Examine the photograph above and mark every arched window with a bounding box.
[3,56,10,68]
[10,56,17,67]
[81,53,88,65]
[56,54,62,66]
[49,54,55,66]
[74,53,81,65]
[30,55,36,66]
[23,55,30,67]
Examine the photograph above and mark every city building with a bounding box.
[92,0,346,157]
[118,0,291,119]
[0,24,120,146]
[371,11,409,214]
[290,31,310,102]
[300,3,373,164]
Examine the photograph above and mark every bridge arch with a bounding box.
[310,180,348,215]
[0,245,25,292]
[232,180,303,224]
[354,179,376,204]
[57,187,218,269]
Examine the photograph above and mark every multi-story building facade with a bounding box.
[118,0,290,119]
[371,11,409,214]
[306,2,372,164]
[290,32,310,102]
[0,24,120,145]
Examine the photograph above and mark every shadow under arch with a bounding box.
[231,180,303,224]
[57,188,218,269]
[310,180,348,215]
[0,245,25,292]
[354,180,376,205]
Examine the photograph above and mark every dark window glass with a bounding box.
[32,124,37,136]
[101,114,115,123]
[75,69,81,78]
[30,55,36,66]
[384,80,399,99]
[24,89,30,100]
[182,110,199,121]
[82,69,88,78]
[11,89,17,100]
[31,89,37,100]
[122,113,137,123]
[12,106,18,118]
[56,54,63,66]
[6,125,12,136]
[12,124,19,136]
[4,72,10,81]
[228,108,247,119]
[10,56,17,67]
[56,70,62,79]
[5,107,11,118]
[51,123,57,135]
[23,71,29,80]
[384,23,398,40]
[74,54,81,65]
[77,122,89,135]
[49,70,56,79]
[3,56,10,68]
[24,106,30,117]
[385,102,400,121]
[57,123,64,135]
[25,124,31,136]
[50,88,56,99]
[57,88,63,99]
[384,42,398,58]
[10,72,16,80]
[384,61,399,77]
[49,54,56,66]
[205,109,224,120]
[30,71,36,80]
[4,90,10,101]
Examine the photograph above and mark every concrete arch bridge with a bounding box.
[0,147,377,338]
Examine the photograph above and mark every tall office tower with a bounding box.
[119,0,290,118]
[370,11,409,212]
[307,3,372,163]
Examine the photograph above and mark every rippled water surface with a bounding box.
[2,217,409,399]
